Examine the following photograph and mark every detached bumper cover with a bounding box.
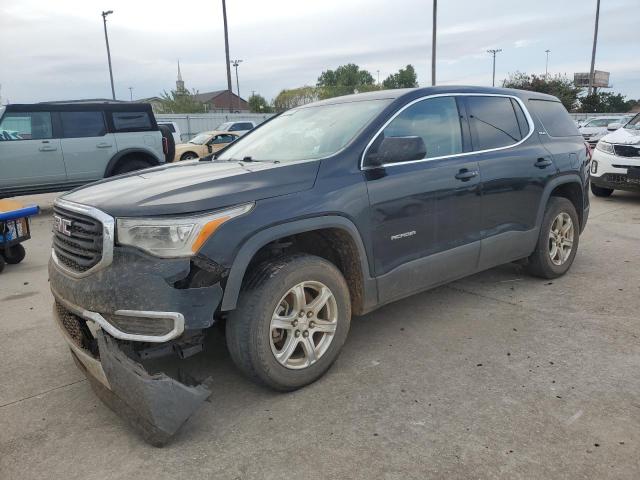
[54,304,213,445]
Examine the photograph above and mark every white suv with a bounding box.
[215,120,256,136]
[590,113,640,197]
[0,103,174,198]
[579,115,630,148]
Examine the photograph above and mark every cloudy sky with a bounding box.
[1,0,638,104]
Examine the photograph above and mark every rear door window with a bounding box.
[466,96,523,150]
[0,111,52,140]
[528,100,580,137]
[60,111,106,138]
[112,111,152,132]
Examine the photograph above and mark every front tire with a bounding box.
[3,244,25,264]
[226,254,351,391]
[111,157,152,175]
[180,152,198,161]
[526,197,580,279]
[590,182,613,197]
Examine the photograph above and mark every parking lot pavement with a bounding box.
[1,191,639,480]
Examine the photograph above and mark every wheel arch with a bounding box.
[104,148,162,177]
[220,216,377,315]
[537,175,586,231]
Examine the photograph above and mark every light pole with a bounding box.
[128,87,133,101]
[487,48,502,87]
[221,0,233,109]
[376,70,380,85]
[588,0,601,96]
[545,49,551,78]
[231,59,243,112]
[431,0,437,86]
[101,10,116,100]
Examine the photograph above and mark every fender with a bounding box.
[535,173,585,229]
[104,148,162,177]
[220,216,378,313]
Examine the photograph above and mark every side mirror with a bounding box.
[607,122,622,131]
[366,136,427,167]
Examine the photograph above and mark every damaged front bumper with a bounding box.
[54,300,213,446]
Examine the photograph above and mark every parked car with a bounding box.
[590,113,640,196]
[173,131,239,161]
[215,120,256,136]
[579,115,628,148]
[49,86,589,444]
[0,103,174,198]
[157,121,182,145]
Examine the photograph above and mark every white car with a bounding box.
[215,120,256,136]
[590,113,640,197]
[579,116,629,148]
[157,121,182,144]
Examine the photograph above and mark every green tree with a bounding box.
[382,65,419,89]
[273,86,319,112]
[502,72,580,111]
[579,92,637,113]
[248,94,273,113]
[157,88,205,114]
[316,63,376,99]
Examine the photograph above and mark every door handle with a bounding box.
[96,142,113,148]
[39,145,57,152]
[535,158,553,168]
[455,169,479,181]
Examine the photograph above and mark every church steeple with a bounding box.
[176,60,185,93]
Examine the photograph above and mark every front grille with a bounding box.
[52,206,103,273]
[614,145,640,158]
[55,302,99,356]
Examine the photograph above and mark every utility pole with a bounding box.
[128,87,133,101]
[377,70,380,85]
[588,0,601,96]
[231,59,243,111]
[545,50,551,78]
[101,10,116,100]
[431,0,437,86]
[221,0,233,110]
[487,48,502,87]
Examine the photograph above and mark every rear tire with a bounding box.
[3,244,25,264]
[526,197,579,279]
[590,182,613,197]
[112,157,152,176]
[226,254,351,391]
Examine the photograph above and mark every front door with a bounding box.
[0,110,66,193]
[363,95,482,304]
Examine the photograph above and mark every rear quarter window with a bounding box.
[528,100,580,137]
[112,111,153,132]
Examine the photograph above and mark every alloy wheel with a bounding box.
[548,212,574,266]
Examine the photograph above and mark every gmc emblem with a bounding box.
[53,215,73,237]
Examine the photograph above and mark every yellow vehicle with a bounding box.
[173,131,239,161]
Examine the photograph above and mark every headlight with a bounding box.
[595,141,615,155]
[116,203,253,257]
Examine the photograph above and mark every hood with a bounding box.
[62,160,319,217]
[602,127,640,145]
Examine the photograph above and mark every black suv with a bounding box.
[49,86,589,444]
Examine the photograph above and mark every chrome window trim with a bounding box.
[52,288,184,343]
[360,93,535,170]
[51,198,115,278]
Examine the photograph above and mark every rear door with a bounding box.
[364,95,482,303]
[463,95,552,269]
[0,110,66,192]
[59,110,116,182]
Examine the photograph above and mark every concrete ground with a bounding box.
[1,191,639,480]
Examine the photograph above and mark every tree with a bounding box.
[273,86,319,112]
[382,65,418,89]
[502,72,580,111]
[157,88,205,114]
[316,63,376,98]
[248,94,273,113]
[578,92,638,113]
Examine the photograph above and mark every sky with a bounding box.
[1,0,639,104]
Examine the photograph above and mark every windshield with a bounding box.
[217,99,391,162]
[216,122,232,131]
[189,133,211,145]
[625,114,640,130]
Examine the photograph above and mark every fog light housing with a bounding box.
[103,311,182,338]
[591,160,598,174]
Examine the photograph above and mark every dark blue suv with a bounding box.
[49,86,590,443]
